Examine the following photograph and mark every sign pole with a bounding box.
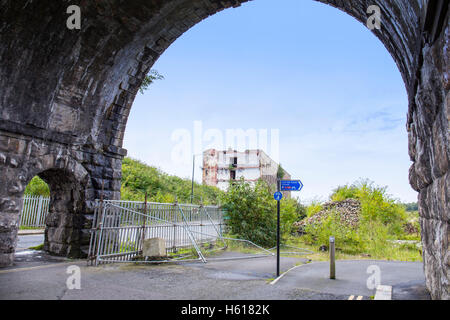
[276,180,281,277]
[274,179,303,278]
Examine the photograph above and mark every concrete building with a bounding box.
[202,149,291,196]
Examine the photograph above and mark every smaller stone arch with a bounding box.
[24,154,94,258]
[0,151,95,264]
[27,154,92,258]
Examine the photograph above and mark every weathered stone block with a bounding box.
[143,238,166,258]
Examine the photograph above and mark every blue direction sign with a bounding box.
[280,180,303,192]
[274,191,283,201]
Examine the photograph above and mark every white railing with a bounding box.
[20,195,50,228]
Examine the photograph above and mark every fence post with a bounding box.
[330,236,336,279]
[172,223,176,251]
[141,192,148,251]
[37,196,44,227]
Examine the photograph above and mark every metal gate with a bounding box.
[87,200,226,266]
[20,195,50,228]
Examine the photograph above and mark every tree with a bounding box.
[139,70,164,94]
[220,178,301,247]
[276,164,285,180]
[24,176,50,197]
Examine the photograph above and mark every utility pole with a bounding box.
[190,154,195,204]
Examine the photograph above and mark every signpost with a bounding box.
[280,180,303,192]
[273,191,283,201]
[274,179,303,277]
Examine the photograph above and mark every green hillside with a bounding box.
[120,157,223,204]
[24,157,224,205]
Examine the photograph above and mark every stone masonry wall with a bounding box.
[0,0,447,299]
[0,130,123,264]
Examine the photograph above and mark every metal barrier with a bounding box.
[20,195,50,228]
[87,199,314,266]
[87,200,225,266]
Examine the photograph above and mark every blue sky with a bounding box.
[123,0,417,203]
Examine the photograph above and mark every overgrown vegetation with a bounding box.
[306,200,323,218]
[219,178,303,247]
[24,176,50,197]
[299,179,422,261]
[139,70,164,94]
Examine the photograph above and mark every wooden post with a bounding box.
[330,236,336,279]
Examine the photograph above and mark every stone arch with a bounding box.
[25,155,93,258]
[0,0,448,299]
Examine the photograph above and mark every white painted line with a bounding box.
[348,295,355,300]
[356,296,363,300]
[374,285,392,300]
[270,263,306,285]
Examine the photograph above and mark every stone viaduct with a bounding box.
[0,0,448,299]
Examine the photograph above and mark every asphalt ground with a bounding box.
[0,247,429,300]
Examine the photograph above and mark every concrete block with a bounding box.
[143,237,166,257]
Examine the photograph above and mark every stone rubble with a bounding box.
[294,199,361,234]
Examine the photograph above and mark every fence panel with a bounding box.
[20,195,50,228]
[88,200,225,266]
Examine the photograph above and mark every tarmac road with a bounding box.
[274,260,430,300]
[0,250,429,300]
[16,234,44,251]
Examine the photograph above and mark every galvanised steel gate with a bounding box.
[87,200,225,266]
[20,195,50,228]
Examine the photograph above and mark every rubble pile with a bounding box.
[294,199,361,234]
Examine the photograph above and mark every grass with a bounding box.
[222,238,265,254]
[28,243,44,250]
[285,236,422,262]
[19,226,43,230]
[195,233,422,263]
[214,235,423,262]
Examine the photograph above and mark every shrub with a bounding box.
[331,185,359,201]
[24,176,50,197]
[303,210,361,254]
[220,178,303,247]
[306,200,323,218]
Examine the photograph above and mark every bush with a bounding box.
[330,185,359,201]
[24,176,50,197]
[306,200,323,218]
[303,210,361,254]
[220,178,303,247]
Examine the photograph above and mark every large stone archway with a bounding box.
[0,0,448,299]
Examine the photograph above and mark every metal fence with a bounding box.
[87,200,225,266]
[20,195,50,228]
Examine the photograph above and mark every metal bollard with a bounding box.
[330,236,336,279]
